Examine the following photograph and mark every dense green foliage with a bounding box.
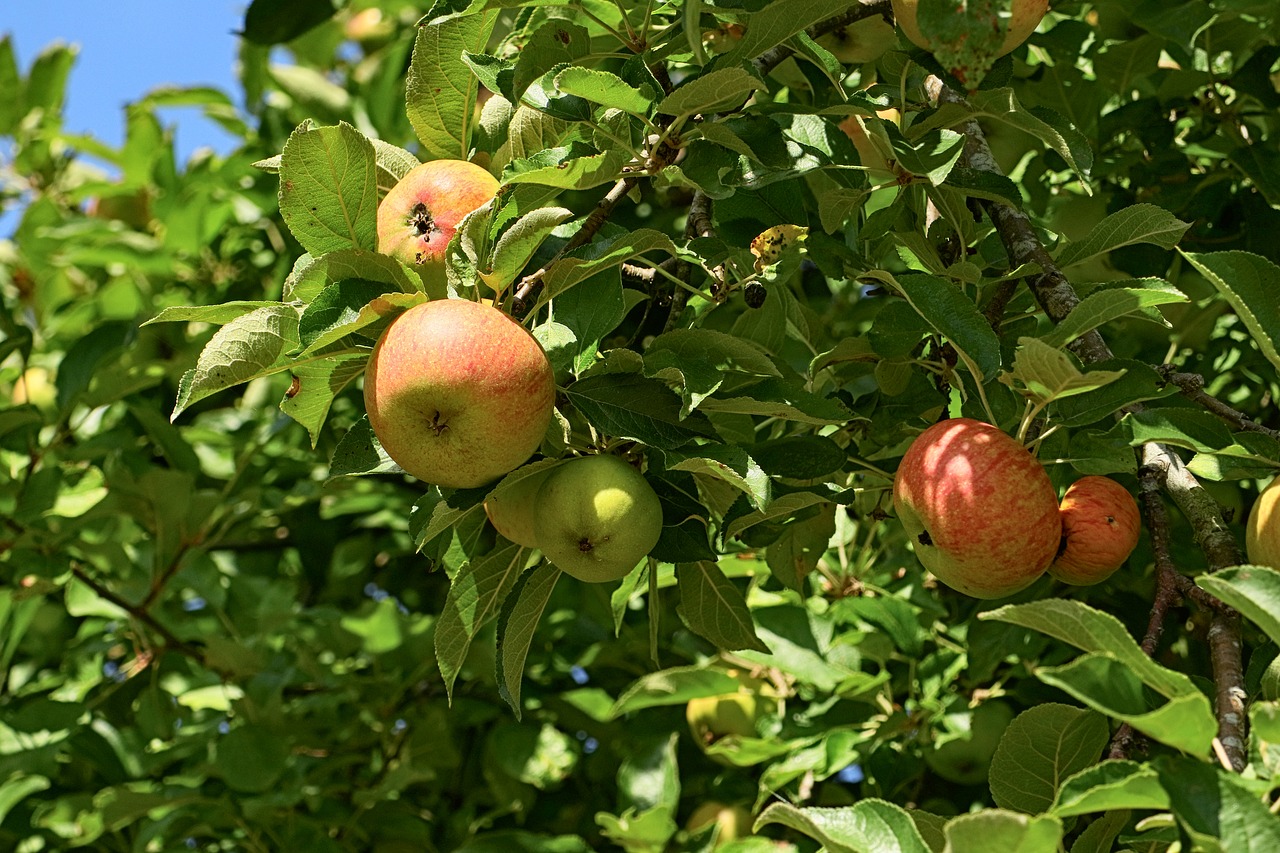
[3,1,1280,850]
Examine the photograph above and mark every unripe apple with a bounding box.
[376,159,498,288]
[484,465,554,548]
[838,108,902,181]
[1246,476,1280,569]
[1049,476,1141,585]
[363,299,555,489]
[687,691,760,747]
[686,801,754,847]
[892,418,1061,598]
[924,700,1014,784]
[531,455,663,583]
[818,14,896,64]
[11,367,57,413]
[891,0,1049,57]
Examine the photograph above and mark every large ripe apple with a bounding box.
[1246,476,1280,569]
[363,299,555,489]
[531,454,663,583]
[892,418,1061,598]
[376,159,498,287]
[892,0,1048,57]
[1049,476,1141,585]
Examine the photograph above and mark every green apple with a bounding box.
[363,299,555,489]
[1247,476,1280,569]
[686,691,760,747]
[817,14,895,64]
[531,455,663,583]
[893,418,1061,598]
[924,700,1015,785]
[686,801,754,847]
[1049,476,1142,585]
[892,0,1049,57]
[484,464,554,548]
[376,159,498,289]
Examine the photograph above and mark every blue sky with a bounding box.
[2,0,249,163]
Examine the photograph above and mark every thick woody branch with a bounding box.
[931,79,1249,770]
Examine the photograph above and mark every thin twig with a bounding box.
[1158,366,1280,441]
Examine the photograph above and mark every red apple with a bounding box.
[363,299,555,489]
[893,418,1061,598]
[1049,476,1141,585]
[376,159,499,288]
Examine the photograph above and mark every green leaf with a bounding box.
[144,301,280,327]
[509,21,591,103]
[241,0,336,45]
[661,445,771,511]
[1051,760,1170,818]
[608,667,744,718]
[1112,408,1236,454]
[278,121,379,257]
[675,562,769,652]
[941,810,1064,853]
[554,66,653,116]
[1068,809,1130,853]
[406,13,496,160]
[171,305,300,421]
[656,68,766,118]
[980,600,1209,701]
[988,704,1110,815]
[1155,755,1280,851]
[872,272,1001,381]
[754,800,931,853]
[496,562,561,717]
[0,773,51,827]
[750,436,847,480]
[1000,337,1127,404]
[1196,565,1280,649]
[645,328,779,414]
[1040,281,1188,350]
[216,725,290,793]
[1054,204,1192,270]
[1036,655,1216,755]
[436,542,530,700]
[1052,360,1179,427]
[767,503,837,593]
[503,145,630,191]
[541,228,682,299]
[296,281,423,355]
[1182,250,1280,375]
[340,597,405,654]
[283,248,423,303]
[481,206,574,293]
[329,416,401,477]
[278,353,367,447]
[565,373,719,450]
[719,0,864,67]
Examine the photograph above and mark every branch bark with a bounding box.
[930,79,1249,770]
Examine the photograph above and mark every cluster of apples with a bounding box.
[363,159,663,583]
[893,418,1142,599]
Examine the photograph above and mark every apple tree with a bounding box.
[3,0,1280,850]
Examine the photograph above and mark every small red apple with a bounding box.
[363,299,555,489]
[1049,476,1141,585]
[893,418,1061,598]
[376,159,499,287]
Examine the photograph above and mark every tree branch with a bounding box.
[930,78,1250,770]
[753,1,894,77]
[1158,366,1280,441]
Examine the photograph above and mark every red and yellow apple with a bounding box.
[363,299,555,489]
[531,455,663,583]
[892,0,1049,57]
[376,159,498,287]
[1049,476,1141,585]
[1247,476,1280,569]
[892,418,1061,598]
